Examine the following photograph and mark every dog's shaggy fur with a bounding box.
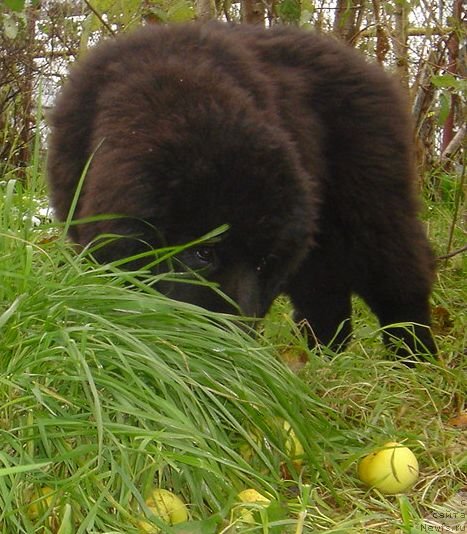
[47,23,437,355]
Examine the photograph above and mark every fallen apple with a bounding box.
[239,419,304,468]
[237,488,271,504]
[138,488,188,533]
[358,441,419,494]
[235,488,271,524]
[26,486,57,520]
[283,420,305,468]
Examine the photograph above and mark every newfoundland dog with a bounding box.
[47,22,437,356]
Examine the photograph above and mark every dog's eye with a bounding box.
[176,246,218,271]
[194,246,216,265]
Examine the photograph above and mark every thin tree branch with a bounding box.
[438,245,467,260]
[83,0,116,36]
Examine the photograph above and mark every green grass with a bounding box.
[0,174,465,533]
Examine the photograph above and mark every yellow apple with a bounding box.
[283,420,305,468]
[138,489,188,533]
[358,441,419,494]
[237,489,271,504]
[239,419,304,468]
[235,488,270,524]
[239,428,263,464]
[27,486,57,519]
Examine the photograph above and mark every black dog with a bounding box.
[47,23,437,356]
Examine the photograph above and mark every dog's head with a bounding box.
[49,52,318,316]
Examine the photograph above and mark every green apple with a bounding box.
[358,441,419,494]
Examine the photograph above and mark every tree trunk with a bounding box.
[412,49,443,176]
[16,3,41,179]
[371,0,389,63]
[241,0,265,25]
[392,0,409,88]
[441,0,462,154]
[333,0,364,43]
[196,0,217,21]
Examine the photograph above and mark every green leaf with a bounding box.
[4,0,25,12]
[167,0,195,22]
[173,515,222,533]
[0,461,51,477]
[57,503,74,534]
[398,495,412,527]
[2,14,19,39]
[276,0,301,23]
[265,500,288,532]
[437,92,451,125]
[431,74,465,91]
[148,5,169,23]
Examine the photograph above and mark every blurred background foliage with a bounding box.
[0,0,465,201]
